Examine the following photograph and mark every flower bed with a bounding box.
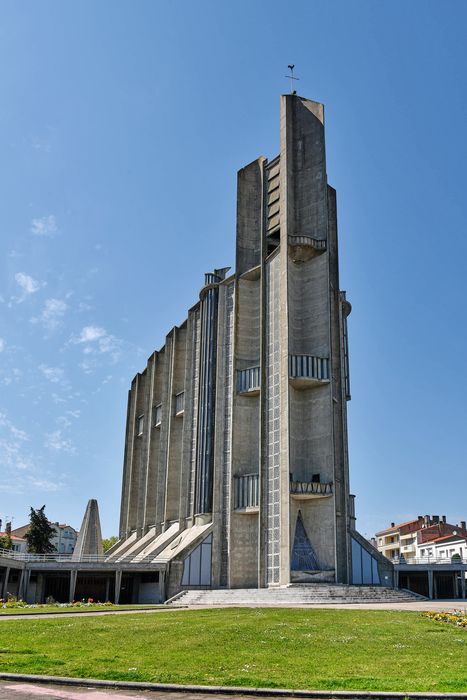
[422,610,467,628]
[1,597,114,610]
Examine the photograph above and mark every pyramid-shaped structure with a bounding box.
[73,499,104,559]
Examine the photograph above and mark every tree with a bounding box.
[102,535,118,552]
[0,533,12,550]
[25,505,56,554]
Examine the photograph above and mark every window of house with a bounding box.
[174,392,185,416]
[136,415,144,436]
[153,404,162,427]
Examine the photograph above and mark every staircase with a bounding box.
[167,584,424,606]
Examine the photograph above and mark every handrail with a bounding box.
[237,366,260,393]
[289,480,333,496]
[392,556,467,565]
[0,547,162,564]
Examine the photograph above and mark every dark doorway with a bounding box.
[44,574,69,602]
[435,573,455,599]
[75,574,114,602]
[399,571,428,597]
[119,574,134,604]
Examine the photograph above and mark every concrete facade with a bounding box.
[112,94,387,599]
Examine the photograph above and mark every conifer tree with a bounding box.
[25,505,56,554]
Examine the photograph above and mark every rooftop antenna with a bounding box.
[285,64,299,95]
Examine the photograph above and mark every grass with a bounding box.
[0,604,165,615]
[0,608,466,692]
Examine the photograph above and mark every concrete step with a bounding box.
[167,585,423,606]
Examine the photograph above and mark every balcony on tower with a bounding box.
[289,354,330,389]
[233,473,259,513]
[237,366,260,396]
[288,234,327,263]
[290,473,333,500]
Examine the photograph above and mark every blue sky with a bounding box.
[0,1,466,538]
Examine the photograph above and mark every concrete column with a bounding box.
[36,573,45,603]
[433,573,438,599]
[159,570,166,603]
[22,569,31,603]
[394,569,399,589]
[453,572,458,598]
[1,567,10,598]
[115,570,122,604]
[105,577,110,602]
[18,569,25,600]
[460,572,466,599]
[69,570,77,603]
[428,570,434,599]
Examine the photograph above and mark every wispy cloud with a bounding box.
[0,412,41,490]
[30,215,59,237]
[15,272,43,295]
[39,364,65,384]
[71,325,122,370]
[1,368,22,387]
[0,338,4,352]
[31,298,68,330]
[44,429,76,454]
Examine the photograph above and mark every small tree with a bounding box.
[102,535,118,552]
[0,533,12,550]
[25,505,56,554]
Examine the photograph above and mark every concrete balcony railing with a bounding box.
[392,556,467,566]
[289,355,330,389]
[237,366,260,396]
[289,479,333,500]
[288,235,326,263]
[233,473,259,512]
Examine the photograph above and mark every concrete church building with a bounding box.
[109,93,391,600]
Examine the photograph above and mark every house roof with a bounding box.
[375,519,420,536]
[424,534,466,545]
[12,523,77,536]
[0,532,25,541]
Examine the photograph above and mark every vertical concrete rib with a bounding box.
[123,374,140,535]
[165,326,186,522]
[142,353,156,532]
[154,344,170,530]
[178,310,198,525]
[119,389,133,537]
[259,157,268,588]
[195,278,220,515]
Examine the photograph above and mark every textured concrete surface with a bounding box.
[1,680,467,700]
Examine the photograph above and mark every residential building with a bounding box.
[376,515,467,562]
[417,534,467,562]
[0,532,27,554]
[12,522,78,554]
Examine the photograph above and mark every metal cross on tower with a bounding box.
[285,64,299,94]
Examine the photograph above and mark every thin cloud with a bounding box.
[39,364,65,384]
[30,215,59,237]
[15,272,42,295]
[44,429,76,454]
[0,338,4,352]
[31,297,68,330]
[71,325,122,366]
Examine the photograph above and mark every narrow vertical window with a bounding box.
[136,415,144,436]
[174,392,185,416]
[153,404,162,427]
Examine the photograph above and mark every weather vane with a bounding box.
[285,64,299,94]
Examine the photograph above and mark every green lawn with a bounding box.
[0,604,165,616]
[0,608,466,692]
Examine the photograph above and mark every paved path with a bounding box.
[0,680,338,700]
[0,599,465,621]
